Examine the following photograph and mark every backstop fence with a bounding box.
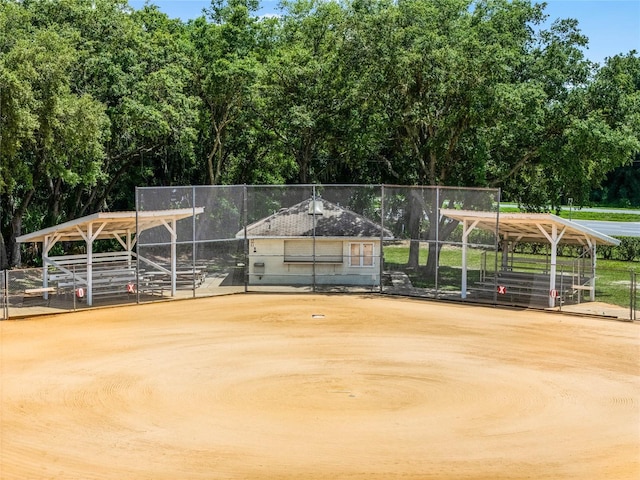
[134,185,501,300]
[2,185,638,321]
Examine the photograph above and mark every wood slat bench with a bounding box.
[23,287,56,306]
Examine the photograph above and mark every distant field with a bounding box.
[500,207,640,222]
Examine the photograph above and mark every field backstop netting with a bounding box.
[135,185,501,300]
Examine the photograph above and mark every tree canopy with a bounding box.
[1,0,639,268]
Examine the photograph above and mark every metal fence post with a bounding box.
[135,186,140,305]
[380,185,385,294]
[243,184,248,293]
[631,270,637,322]
[559,265,564,312]
[2,270,7,320]
[635,271,638,322]
[435,187,439,297]
[312,184,317,293]
[493,189,501,305]
[192,185,197,299]
[73,264,77,311]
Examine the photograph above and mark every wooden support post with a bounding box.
[536,223,566,308]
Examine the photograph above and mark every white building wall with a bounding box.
[248,238,380,286]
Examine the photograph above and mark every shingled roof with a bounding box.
[240,197,393,239]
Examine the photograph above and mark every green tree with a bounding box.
[76,2,200,212]
[190,0,263,185]
[591,157,640,207]
[254,0,361,183]
[491,44,640,211]
[339,0,548,268]
[1,0,201,266]
[25,0,200,214]
[0,12,108,267]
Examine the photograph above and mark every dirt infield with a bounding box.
[1,294,638,479]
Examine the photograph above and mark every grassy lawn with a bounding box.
[383,244,638,307]
[383,244,493,290]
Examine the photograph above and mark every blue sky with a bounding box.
[129,0,640,65]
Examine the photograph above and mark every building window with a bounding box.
[349,243,374,267]
[284,240,343,263]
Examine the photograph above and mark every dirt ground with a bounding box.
[1,294,638,480]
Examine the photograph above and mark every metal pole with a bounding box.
[631,271,636,322]
[494,189,501,305]
[591,243,597,302]
[461,219,468,299]
[3,270,8,320]
[568,197,573,221]
[135,187,140,305]
[73,265,77,311]
[434,187,439,297]
[634,271,636,321]
[312,185,317,293]
[559,265,564,312]
[633,272,638,320]
[379,185,385,294]
[243,184,248,293]
[192,186,196,299]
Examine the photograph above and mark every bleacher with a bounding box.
[48,252,137,301]
[470,271,578,306]
[137,267,206,295]
[469,256,592,307]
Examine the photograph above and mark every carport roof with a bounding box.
[16,208,204,244]
[439,209,620,246]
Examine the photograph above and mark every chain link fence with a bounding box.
[134,185,500,298]
[3,265,137,318]
[380,186,500,301]
[561,266,637,321]
[2,184,638,321]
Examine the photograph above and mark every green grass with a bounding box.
[383,245,489,289]
[500,207,640,222]
[593,265,638,308]
[383,244,638,308]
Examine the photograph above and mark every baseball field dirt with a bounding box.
[1,294,638,479]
